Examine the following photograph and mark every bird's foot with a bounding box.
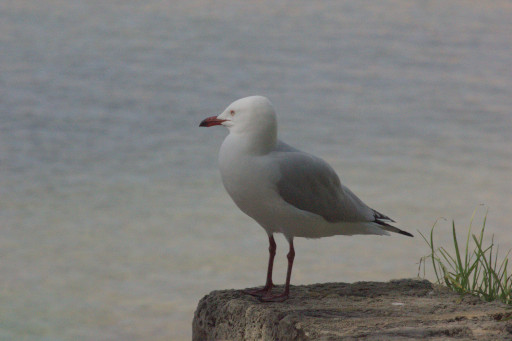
[243,285,273,298]
[259,291,289,302]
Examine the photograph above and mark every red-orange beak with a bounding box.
[199,116,226,127]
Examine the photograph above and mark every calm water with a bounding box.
[1,1,511,339]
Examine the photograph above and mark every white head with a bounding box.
[200,96,278,152]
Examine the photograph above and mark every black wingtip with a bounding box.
[398,230,414,238]
[374,219,414,237]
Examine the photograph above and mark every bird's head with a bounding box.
[200,96,277,135]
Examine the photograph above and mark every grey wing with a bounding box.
[274,150,373,223]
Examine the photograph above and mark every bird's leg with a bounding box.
[244,234,276,297]
[260,238,295,302]
[263,234,277,290]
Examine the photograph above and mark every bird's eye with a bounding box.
[230,110,235,116]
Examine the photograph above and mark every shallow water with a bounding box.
[1,1,511,339]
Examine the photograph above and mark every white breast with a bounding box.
[218,134,283,232]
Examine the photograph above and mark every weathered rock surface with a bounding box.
[193,279,512,340]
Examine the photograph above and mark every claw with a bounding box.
[243,285,273,298]
[259,291,289,302]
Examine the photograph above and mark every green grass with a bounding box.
[418,208,512,305]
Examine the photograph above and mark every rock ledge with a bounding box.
[193,279,512,340]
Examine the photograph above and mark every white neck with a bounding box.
[230,124,277,155]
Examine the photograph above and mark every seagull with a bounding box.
[200,96,413,302]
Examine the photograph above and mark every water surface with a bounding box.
[1,1,511,339]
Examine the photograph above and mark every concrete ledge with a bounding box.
[193,279,512,340]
